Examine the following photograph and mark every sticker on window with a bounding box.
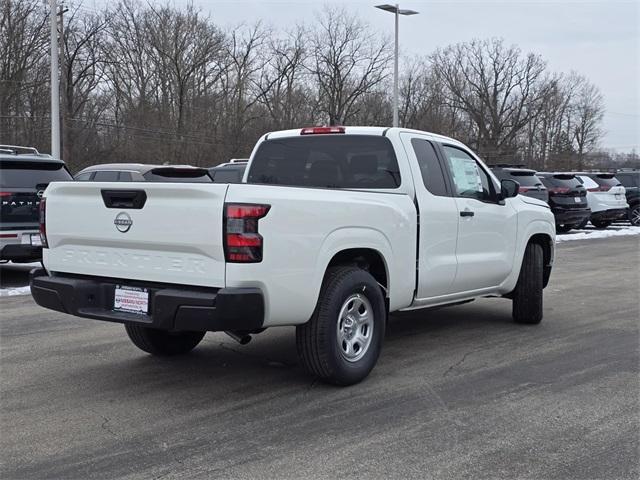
[450,157,483,194]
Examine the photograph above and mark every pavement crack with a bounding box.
[100,415,118,437]
[443,351,472,377]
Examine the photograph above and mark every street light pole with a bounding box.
[393,7,399,128]
[375,4,419,128]
[50,0,60,159]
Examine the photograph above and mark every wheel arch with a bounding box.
[325,247,390,302]
[527,233,554,288]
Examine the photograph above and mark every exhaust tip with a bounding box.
[225,331,252,345]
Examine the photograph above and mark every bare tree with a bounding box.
[60,6,109,169]
[308,7,391,125]
[571,75,604,169]
[255,26,312,129]
[431,38,552,162]
[0,0,49,147]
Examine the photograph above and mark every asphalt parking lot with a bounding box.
[1,235,638,480]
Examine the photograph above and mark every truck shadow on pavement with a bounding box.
[75,298,519,396]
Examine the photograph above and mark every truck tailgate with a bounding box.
[43,182,228,288]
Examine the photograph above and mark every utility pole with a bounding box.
[59,1,69,164]
[49,0,60,158]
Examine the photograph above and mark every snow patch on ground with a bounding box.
[0,286,32,297]
[556,226,640,242]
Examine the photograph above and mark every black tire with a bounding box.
[125,324,205,356]
[512,243,544,325]
[556,224,573,233]
[628,204,640,226]
[575,218,589,229]
[296,266,386,386]
[591,219,611,229]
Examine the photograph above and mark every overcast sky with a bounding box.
[90,0,639,152]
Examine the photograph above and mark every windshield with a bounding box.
[247,135,401,189]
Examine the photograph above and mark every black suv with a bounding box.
[0,145,73,262]
[489,165,548,203]
[615,169,640,226]
[537,172,591,233]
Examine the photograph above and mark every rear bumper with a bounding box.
[29,269,264,332]
[591,208,627,221]
[551,207,591,226]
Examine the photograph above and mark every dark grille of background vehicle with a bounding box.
[248,135,401,189]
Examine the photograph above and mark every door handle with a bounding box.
[460,210,474,217]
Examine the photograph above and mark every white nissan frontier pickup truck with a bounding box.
[30,126,555,385]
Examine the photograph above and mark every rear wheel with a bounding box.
[125,325,205,356]
[296,266,386,386]
[591,219,611,229]
[512,243,544,325]
[629,204,640,226]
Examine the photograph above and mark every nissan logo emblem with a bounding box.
[114,212,133,233]
[36,190,44,199]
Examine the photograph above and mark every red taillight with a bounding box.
[39,197,48,248]
[0,192,12,197]
[548,187,570,194]
[300,126,345,135]
[224,203,270,263]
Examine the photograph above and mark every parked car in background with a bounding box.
[31,126,555,386]
[489,165,548,203]
[574,173,628,229]
[74,164,212,183]
[614,169,640,226]
[537,172,590,233]
[0,145,73,263]
[209,159,248,183]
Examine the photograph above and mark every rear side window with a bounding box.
[410,139,448,196]
[248,135,401,189]
[75,172,93,181]
[588,174,621,188]
[617,173,639,188]
[118,172,133,182]
[0,161,72,188]
[93,171,120,182]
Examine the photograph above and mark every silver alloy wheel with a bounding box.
[631,206,640,226]
[336,293,374,362]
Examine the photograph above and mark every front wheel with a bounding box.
[512,243,544,324]
[629,204,640,226]
[125,325,205,356]
[296,266,386,386]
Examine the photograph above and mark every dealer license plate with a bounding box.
[574,197,581,203]
[114,286,149,314]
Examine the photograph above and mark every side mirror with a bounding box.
[500,179,519,199]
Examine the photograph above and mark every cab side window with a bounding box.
[411,138,448,196]
[442,146,494,202]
